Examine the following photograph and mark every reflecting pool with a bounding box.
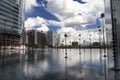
[0,48,119,80]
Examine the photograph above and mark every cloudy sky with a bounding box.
[25,0,105,44]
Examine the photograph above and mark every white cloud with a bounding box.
[57,27,103,45]
[44,0,105,45]
[37,24,49,32]
[25,16,49,32]
[46,0,104,28]
[47,20,62,27]
[25,0,104,29]
[25,16,64,32]
[25,0,38,12]
[25,16,46,29]
[24,0,106,44]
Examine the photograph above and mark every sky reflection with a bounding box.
[0,48,116,80]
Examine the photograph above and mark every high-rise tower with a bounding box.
[0,0,24,47]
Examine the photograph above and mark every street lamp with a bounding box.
[65,55,68,80]
[83,40,86,52]
[69,41,71,51]
[89,34,92,66]
[62,39,64,52]
[32,30,34,54]
[64,33,67,58]
[98,26,102,52]
[40,30,44,49]
[101,13,107,57]
[56,37,59,50]
[89,34,92,51]
[62,40,64,45]
[79,34,81,54]
[79,50,82,73]
[106,28,109,53]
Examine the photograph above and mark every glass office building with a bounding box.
[110,0,120,69]
[0,0,24,46]
[105,1,120,79]
[47,31,60,47]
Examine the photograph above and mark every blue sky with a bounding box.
[25,6,59,21]
[25,0,103,32]
[25,6,60,31]
[25,0,104,43]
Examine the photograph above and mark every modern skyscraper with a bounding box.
[110,0,120,69]
[105,0,120,71]
[27,30,36,46]
[47,31,60,47]
[0,0,24,47]
[36,31,46,48]
[47,31,53,47]
[27,30,46,48]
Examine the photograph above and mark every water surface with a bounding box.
[0,48,118,80]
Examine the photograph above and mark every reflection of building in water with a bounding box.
[47,31,60,47]
[27,50,47,62]
[24,50,48,78]
[0,53,20,65]
[27,30,37,46]
[0,0,24,46]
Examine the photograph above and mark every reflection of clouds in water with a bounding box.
[20,50,26,54]
[58,49,113,80]
[0,49,115,80]
[23,59,48,78]
[22,49,113,80]
[58,49,102,67]
[68,67,104,80]
[38,60,49,72]
[107,49,114,68]
[58,49,80,67]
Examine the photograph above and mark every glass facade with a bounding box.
[105,1,120,79]
[47,31,60,47]
[0,0,24,46]
[110,0,120,68]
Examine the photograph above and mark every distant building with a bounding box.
[47,31,60,47]
[72,41,78,47]
[27,30,36,45]
[0,0,24,46]
[92,42,99,46]
[26,30,46,48]
[36,31,46,48]
[53,32,60,47]
[47,31,52,47]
